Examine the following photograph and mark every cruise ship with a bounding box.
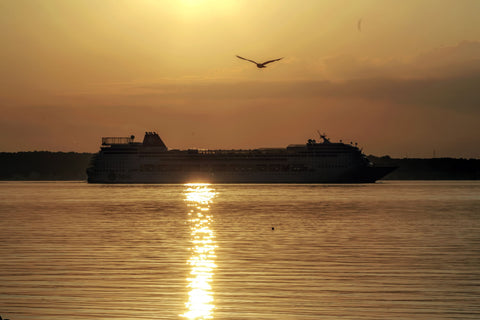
[86,132,396,183]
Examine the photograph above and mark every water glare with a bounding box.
[181,183,217,319]
[1,182,479,319]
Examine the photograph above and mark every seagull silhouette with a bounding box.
[236,55,283,68]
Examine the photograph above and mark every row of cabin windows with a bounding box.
[94,161,353,173]
[137,163,313,172]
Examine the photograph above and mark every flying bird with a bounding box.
[236,55,283,68]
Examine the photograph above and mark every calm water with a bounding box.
[0,181,479,320]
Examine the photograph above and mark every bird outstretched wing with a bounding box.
[262,57,283,65]
[236,55,258,64]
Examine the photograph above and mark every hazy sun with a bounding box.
[177,0,238,14]
[180,0,205,6]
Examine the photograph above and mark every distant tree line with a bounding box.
[368,155,480,180]
[0,152,478,181]
[0,152,93,180]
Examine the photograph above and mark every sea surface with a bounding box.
[0,181,479,320]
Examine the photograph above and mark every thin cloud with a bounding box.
[320,40,480,80]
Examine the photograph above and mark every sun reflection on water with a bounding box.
[181,183,217,319]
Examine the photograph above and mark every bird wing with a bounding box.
[262,57,283,65]
[236,55,258,64]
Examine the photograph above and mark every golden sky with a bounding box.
[1,0,479,157]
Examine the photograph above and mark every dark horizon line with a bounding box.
[0,150,479,160]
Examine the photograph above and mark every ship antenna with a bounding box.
[317,130,330,143]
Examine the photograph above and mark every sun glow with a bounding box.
[181,184,217,319]
[175,0,239,17]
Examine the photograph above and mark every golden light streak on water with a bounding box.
[181,183,217,319]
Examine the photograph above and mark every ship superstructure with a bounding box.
[87,132,395,183]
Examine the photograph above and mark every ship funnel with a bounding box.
[143,132,168,150]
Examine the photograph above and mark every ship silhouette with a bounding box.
[87,132,396,183]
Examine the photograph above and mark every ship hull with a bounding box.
[87,166,396,184]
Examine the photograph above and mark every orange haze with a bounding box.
[1,0,479,158]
